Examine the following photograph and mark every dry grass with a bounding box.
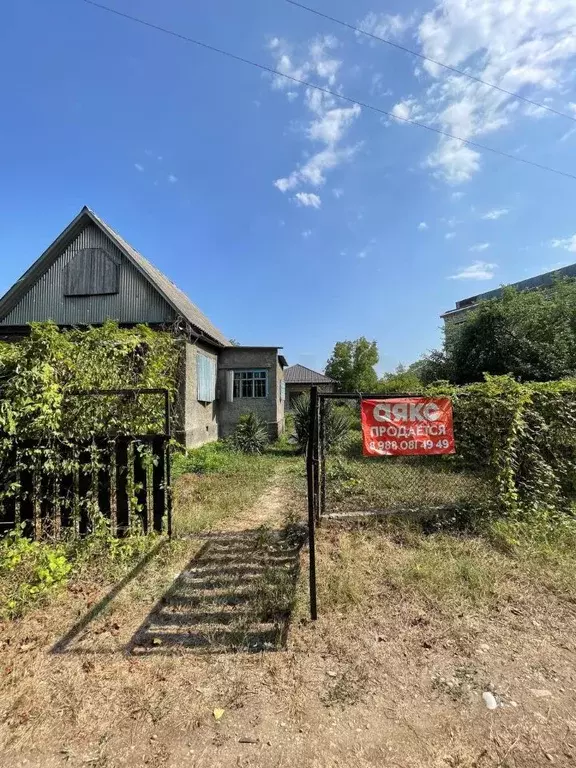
[3,447,576,767]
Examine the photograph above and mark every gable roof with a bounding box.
[284,364,335,385]
[0,206,231,347]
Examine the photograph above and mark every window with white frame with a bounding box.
[233,369,267,398]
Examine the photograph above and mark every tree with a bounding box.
[429,279,576,384]
[325,337,379,392]
[378,364,422,394]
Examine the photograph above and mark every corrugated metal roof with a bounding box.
[0,207,231,348]
[284,364,335,384]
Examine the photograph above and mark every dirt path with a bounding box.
[4,469,574,768]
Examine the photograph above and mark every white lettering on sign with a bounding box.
[373,401,441,423]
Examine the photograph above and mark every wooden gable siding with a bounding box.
[1,224,175,327]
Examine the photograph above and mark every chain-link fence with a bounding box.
[315,394,492,521]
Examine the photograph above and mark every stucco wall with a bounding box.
[176,340,219,448]
[218,348,284,439]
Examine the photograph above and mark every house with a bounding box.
[0,206,287,447]
[442,263,576,326]
[284,364,335,410]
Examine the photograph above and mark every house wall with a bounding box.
[217,348,285,439]
[0,224,175,327]
[177,340,219,449]
[285,383,335,410]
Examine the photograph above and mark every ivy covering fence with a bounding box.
[430,375,576,519]
[0,322,179,538]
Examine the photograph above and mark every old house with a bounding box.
[0,206,287,447]
[283,364,335,410]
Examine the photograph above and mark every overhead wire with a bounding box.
[286,0,576,125]
[81,0,576,183]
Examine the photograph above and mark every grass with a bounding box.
[325,432,490,518]
[305,513,576,623]
[172,440,301,535]
[0,437,302,620]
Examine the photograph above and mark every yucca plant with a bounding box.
[231,412,269,454]
[292,394,351,453]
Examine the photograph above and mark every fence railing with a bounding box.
[0,389,172,539]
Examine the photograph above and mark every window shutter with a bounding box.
[280,380,286,402]
[197,353,216,402]
[226,370,234,403]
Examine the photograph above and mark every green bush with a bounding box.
[231,412,269,454]
[172,442,233,476]
[292,394,351,453]
[0,527,72,618]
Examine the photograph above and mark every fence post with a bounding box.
[306,386,319,620]
[164,389,173,540]
[319,396,327,522]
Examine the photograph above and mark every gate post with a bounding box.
[306,386,319,620]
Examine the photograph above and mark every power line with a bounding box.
[81,0,576,183]
[286,0,576,125]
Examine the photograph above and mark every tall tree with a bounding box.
[379,364,422,394]
[325,337,379,392]
[424,279,576,384]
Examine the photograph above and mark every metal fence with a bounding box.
[305,387,492,620]
[308,389,491,523]
[0,389,172,539]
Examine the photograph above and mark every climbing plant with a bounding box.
[0,322,179,535]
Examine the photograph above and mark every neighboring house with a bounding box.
[284,364,335,410]
[442,263,576,326]
[0,206,287,447]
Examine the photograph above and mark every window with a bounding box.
[197,353,216,402]
[233,370,267,398]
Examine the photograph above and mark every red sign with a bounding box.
[361,397,455,457]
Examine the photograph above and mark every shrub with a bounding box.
[172,442,232,476]
[231,412,269,454]
[292,394,351,453]
[1,527,72,618]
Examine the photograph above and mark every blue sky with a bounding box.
[2,0,576,373]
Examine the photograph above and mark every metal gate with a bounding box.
[307,387,489,523]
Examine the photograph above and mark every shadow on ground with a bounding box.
[128,525,305,655]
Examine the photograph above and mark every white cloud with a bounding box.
[390,0,576,183]
[551,234,576,253]
[470,242,491,252]
[134,163,144,172]
[294,191,322,208]
[445,232,456,240]
[286,91,298,102]
[356,12,415,42]
[302,229,312,239]
[168,174,177,183]
[333,187,344,198]
[425,139,481,184]
[449,261,497,280]
[308,105,361,144]
[451,191,465,200]
[482,208,509,220]
[357,250,367,259]
[275,144,358,191]
[418,221,428,231]
[269,36,361,196]
[391,100,414,122]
